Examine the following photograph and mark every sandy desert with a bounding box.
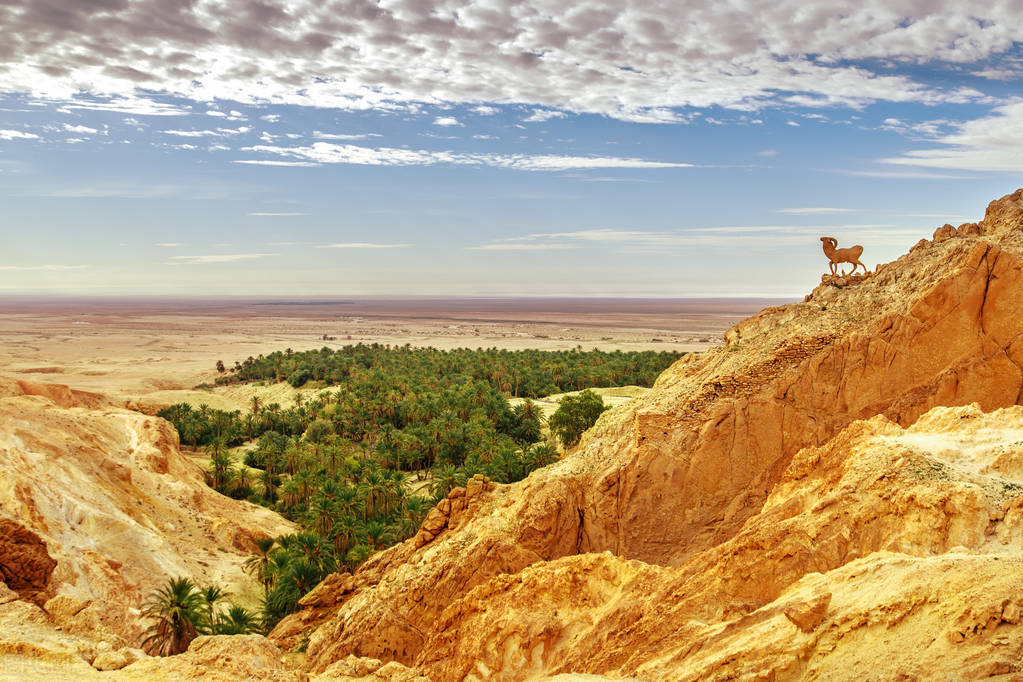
[0,297,775,409]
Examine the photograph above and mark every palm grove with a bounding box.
[147,344,681,652]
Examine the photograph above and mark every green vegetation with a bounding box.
[158,344,682,629]
[218,344,680,397]
[548,389,609,447]
[141,577,258,656]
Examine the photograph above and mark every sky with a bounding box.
[1,1,1022,298]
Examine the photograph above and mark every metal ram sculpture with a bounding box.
[820,237,867,275]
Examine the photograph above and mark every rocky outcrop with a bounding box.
[416,404,1023,679]
[275,188,1023,676]
[115,635,300,681]
[0,520,56,605]
[0,379,296,646]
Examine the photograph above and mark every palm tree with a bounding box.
[364,520,392,550]
[233,466,252,498]
[260,468,278,504]
[280,479,302,513]
[198,584,230,633]
[307,493,336,536]
[431,464,460,499]
[243,537,276,590]
[141,577,205,656]
[344,544,373,570]
[218,605,258,635]
[527,442,559,469]
[331,515,360,556]
[207,442,234,492]
[401,496,429,538]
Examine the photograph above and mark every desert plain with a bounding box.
[0,296,780,410]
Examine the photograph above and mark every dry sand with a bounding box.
[0,296,784,409]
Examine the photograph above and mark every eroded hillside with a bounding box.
[270,188,1023,678]
[0,377,296,674]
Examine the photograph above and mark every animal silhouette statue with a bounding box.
[820,237,866,275]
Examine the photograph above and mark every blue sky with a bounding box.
[1,1,1021,297]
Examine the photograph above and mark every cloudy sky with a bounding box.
[1,1,1022,297]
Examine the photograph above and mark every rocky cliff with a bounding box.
[0,377,296,670]
[269,188,1023,679]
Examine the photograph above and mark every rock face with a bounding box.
[0,378,296,646]
[271,188,1023,678]
[0,519,56,605]
[418,404,1023,679]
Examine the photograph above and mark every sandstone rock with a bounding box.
[784,592,831,632]
[465,474,491,500]
[959,222,981,236]
[932,223,955,242]
[979,187,1023,235]
[0,382,296,642]
[92,647,144,671]
[299,572,355,609]
[315,656,430,681]
[117,635,301,681]
[13,379,107,409]
[44,594,88,622]
[420,507,447,535]
[0,581,18,605]
[0,519,56,605]
[320,654,384,676]
[415,405,1023,680]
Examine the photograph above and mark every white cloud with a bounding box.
[523,109,568,123]
[314,131,383,140]
[167,253,278,264]
[162,126,251,138]
[433,116,463,127]
[63,124,99,134]
[233,159,319,167]
[0,129,39,140]
[156,242,183,247]
[45,97,189,116]
[1,3,1015,125]
[318,243,413,249]
[238,141,692,171]
[472,106,499,116]
[878,100,1023,171]
[972,65,1023,81]
[260,114,281,122]
[786,121,801,127]
[879,117,953,139]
